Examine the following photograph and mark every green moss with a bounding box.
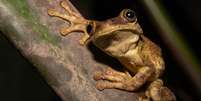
[3,0,31,19]
[3,0,59,46]
[32,22,60,46]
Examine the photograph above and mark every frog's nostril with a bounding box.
[86,24,93,34]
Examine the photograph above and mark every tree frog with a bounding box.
[48,1,176,101]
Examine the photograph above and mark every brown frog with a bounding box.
[48,1,176,101]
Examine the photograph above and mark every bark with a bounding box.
[0,0,139,101]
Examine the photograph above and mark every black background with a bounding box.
[0,0,201,101]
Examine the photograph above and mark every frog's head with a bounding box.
[87,9,143,56]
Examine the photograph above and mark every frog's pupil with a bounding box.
[126,11,135,19]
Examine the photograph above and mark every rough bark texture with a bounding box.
[0,0,139,101]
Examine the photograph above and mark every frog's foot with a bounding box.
[47,1,91,45]
[94,66,153,91]
[145,79,176,101]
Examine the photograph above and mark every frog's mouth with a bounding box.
[94,26,142,38]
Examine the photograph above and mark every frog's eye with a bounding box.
[123,9,137,22]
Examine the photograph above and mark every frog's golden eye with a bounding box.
[123,9,137,22]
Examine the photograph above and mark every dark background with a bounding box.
[0,0,201,101]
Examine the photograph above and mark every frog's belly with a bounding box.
[117,48,144,74]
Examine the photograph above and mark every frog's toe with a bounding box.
[94,71,104,81]
[95,81,106,91]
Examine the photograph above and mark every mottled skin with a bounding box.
[48,1,176,101]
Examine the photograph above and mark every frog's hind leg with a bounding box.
[145,79,176,101]
[94,66,153,91]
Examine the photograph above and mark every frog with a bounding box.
[47,1,176,101]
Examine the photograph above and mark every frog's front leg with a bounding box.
[94,67,132,82]
[94,66,153,91]
[47,1,91,45]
